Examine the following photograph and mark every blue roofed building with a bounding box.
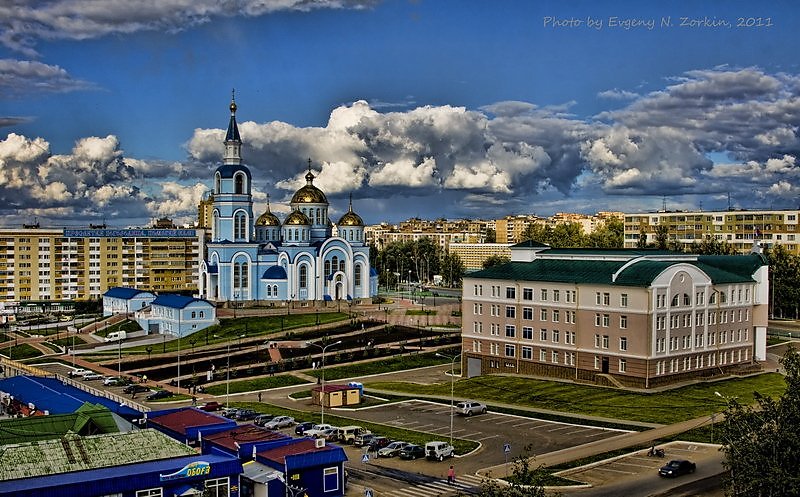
[135,294,216,338]
[199,96,377,306]
[102,287,156,317]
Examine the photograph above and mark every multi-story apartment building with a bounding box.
[624,209,800,255]
[448,243,512,271]
[365,219,490,252]
[461,241,768,389]
[0,227,205,302]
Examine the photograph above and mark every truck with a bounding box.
[104,330,127,342]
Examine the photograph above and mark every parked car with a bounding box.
[353,433,377,447]
[253,414,276,426]
[102,376,122,386]
[221,407,239,418]
[82,373,104,381]
[69,368,90,378]
[456,400,487,416]
[146,390,174,401]
[199,401,223,412]
[367,436,392,451]
[398,444,426,460]
[425,441,454,461]
[304,423,335,438]
[659,460,696,478]
[378,441,411,458]
[123,384,151,395]
[321,428,339,441]
[233,409,259,421]
[337,425,370,444]
[294,422,314,435]
[263,416,295,430]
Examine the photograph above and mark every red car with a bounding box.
[199,401,222,412]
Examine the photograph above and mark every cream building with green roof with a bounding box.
[461,241,769,389]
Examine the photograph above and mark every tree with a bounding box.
[687,235,737,255]
[765,245,800,319]
[485,228,496,243]
[717,347,800,496]
[472,445,549,497]
[654,224,670,250]
[520,223,552,245]
[549,222,587,248]
[441,251,465,287]
[482,255,510,269]
[636,227,648,249]
[588,217,624,248]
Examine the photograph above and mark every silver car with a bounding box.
[263,416,295,429]
[456,400,487,416]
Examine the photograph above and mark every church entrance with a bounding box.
[335,282,344,300]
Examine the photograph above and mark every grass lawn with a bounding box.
[302,350,456,381]
[366,373,786,425]
[203,375,309,395]
[405,309,437,316]
[94,320,142,339]
[767,336,788,346]
[230,401,479,455]
[49,336,88,348]
[4,343,43,360]
[124,313,349,354]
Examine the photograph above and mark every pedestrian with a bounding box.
[191,396,197,406]
[447,465,455,485]
[257,392,262,403]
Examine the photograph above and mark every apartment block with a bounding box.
[461,241,768,389]
[449,243,512,271]
[624,209,800,255]
[0,227,206,302]
[365,218,490,251]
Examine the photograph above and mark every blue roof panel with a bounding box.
[103,287,150,299]
[151,294,211,309]
[262,266,287,280]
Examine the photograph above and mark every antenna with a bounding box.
[661,196,667,212]
[727,192,732,211]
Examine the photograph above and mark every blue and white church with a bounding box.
[199,97,377,304]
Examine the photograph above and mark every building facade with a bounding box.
[0,227,205,302]
[623,209,800,254]
[199,98,376,304]
[461,242,769,389]
[448,243,512,271]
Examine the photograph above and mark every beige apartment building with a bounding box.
[448,243,512,271]
[624,209,800,255]
[0,227,206,302]
[365,218,490,251]
[461,241,769,389]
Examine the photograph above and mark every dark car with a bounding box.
[659,460,696,477]
[123,384,151,395]
[199,401,222,412]
[398,444,425,460]
[254,414,276,426]
[233,409,258,421]
[367,436,391,451]
[146,389,174,401]
[294,422,314,435]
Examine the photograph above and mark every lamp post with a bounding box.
[436,351,462,447]
[306,339,342,425]
[176,308,181,390]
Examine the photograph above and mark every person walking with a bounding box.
[257,391,262,403]
[447,465,455,485]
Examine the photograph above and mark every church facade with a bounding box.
[199,98,377,304]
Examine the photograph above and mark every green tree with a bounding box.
[520,223,552,245]
[472,446,549,497]
[587,217,624,248]
[482,255,510,269]
[765,245,800,319]
[654,224,670,250]
[549,222,587,248]
[718,347,800,496]
[441,251,465,287]
[485,228,496,243]
[636,227,648,249]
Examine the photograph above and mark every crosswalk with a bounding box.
[379,473,484,496]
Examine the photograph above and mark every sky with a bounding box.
[1,0,800,228]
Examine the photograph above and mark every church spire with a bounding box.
[224,89,242,165]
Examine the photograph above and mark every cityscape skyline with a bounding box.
[1,1,799,228]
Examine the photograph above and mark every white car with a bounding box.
[456,400,487,416]
[82,373,104,381]
[425,441,455,461]
[304,423,335,438]
[69,368,90,378]
[263,416,295,430]
[378,441,410,458]
[103,376,122,386]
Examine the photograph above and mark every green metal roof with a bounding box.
[0,429,196,481]
[0,403,119,446]
[470,253,765,287]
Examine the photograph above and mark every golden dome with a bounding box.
[290,160,328,204]
[337,194,363,226]
[255,196,280,226]
[283,209,310,226]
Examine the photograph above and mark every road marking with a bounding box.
[494,418,518,425]
[461,432,482,439]
[597,467,636,475]
[546,425,574,432]
[584,431,611,438]
[563,427,595,435]
[613,461,655,469]
[428,426,449,433]
[476,434,498,441]
[513,420,544,428]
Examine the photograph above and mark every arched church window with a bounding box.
[332,256,339,272]
[273,284,278,295]
[266,285,272,297]
[235,173,244,194]
[325,260,331,276]
[339,259,346,273]
[234,212,246,240]
[215,173,221,194]
[354,264,362,287]
[213,211,220,239]
[316,208,321,225]
[299,265,308,289]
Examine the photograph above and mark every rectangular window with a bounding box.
[505,325,516,338]
[620,336,627,351]
[505,306,516,318]
[505,344,516,357]
[551,350,559,363]
[594,334,601,348]
[620,293,628,307]
[595,313,601,326]
[523,327,533,340]
[323,467,339,492]
[506,287,516,299]
[594,355,600,369]
[523,288,533,300]
[136,490,162,497]
[552,330,560,343]
[540,289,548,301]
[602,314,610,327]
[552,309,560,322]
[620,315,627,329]
[204,477,229,497]
[540,329,548,341]
[540,349,547,362]
[522,346,533,360]
[619,358,627,373]
[603,292,610,306]
[602,335,609,349]
[595,292,601,305]
[540,309,548,321]
[523,307,533,320]
[553,289,560,302]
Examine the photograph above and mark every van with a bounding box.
[104,330,127,342]
[425,441,454,461]
[337,426,369,444]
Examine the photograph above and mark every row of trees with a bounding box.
[486,218,625,249]
[369,238,465,288]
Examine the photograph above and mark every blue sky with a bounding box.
[1,0,799,227]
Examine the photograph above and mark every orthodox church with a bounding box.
[199,97,377,304]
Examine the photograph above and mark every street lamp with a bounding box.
[306,339,342,425]
[436,351,462,447]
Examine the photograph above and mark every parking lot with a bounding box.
[338,399,629,472]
